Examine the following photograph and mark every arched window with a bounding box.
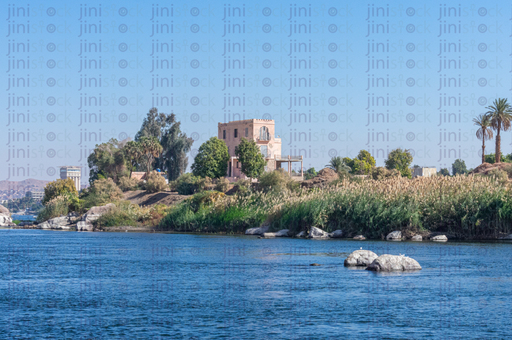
[259,126,270,141]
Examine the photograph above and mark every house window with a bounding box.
[234,129,238,138]
[245,128,248,137]
[223,130,226,139]
[259,126,270,141]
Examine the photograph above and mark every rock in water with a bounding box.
[245,224,270,235]
[310,263,321,266]
[431,235,448,242]
[263,229,289,238]
[353,235,366,240]
[344,250,378,267]
[82,203,115,223]
[386,231,402,240]
[0,204,14,226]
[77,221,94,232]
[366,254,422,271]
[411,235,422,241]
[296,231,306,238]
[329,230,343,238]
[308,227,329,239]
[37,216,72,230]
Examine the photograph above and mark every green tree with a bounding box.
[191,137,229,178]
[473,113,494,164]
[327,156,351,174]
[87,138,128,184]
[385,148,413,178]
[235,138,266,179]
[161,121,194,180]
[352,150,376,175]
[486,98,512,163]
[138,136,163,175]
[42,179,77,205]
[452,159,467,175]
[123,141,142,178]
[439,168,450,176]
[304,167,317,180]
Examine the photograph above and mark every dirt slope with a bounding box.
[123,190,189,207]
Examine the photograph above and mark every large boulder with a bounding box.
[344,250,378,267]
[500,234,512,240]
[386,231,402,241]
[82,203,115,223]
[245,224,270,235]
[263,229,289,238]
[0,204,13,226]
[366,254,422,271]
[37,216,71,230]
[411,235,422,241]
[431,235,448,242]
[308,227,329,239]
[77,221,94,232]
[296,231,306,238]
[329,230,343,238]
[353,235,366,240]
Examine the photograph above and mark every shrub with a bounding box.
[215,177,230,192]
[370,167,400,180]
[82,178,124,208]
[175,173,205,195]
[42,178,77,205]
[258,169,297,192]
[118,176,141,192]
[95,200,139,227]
[146,171,168,193]
[486,169,508,185]
[37,195,70,222]
[234,179,251,194]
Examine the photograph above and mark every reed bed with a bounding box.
[159,175,512,239]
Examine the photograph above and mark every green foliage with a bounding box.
[233,179,251,194]
[145,171,168,193]
[215,177,230,192]
[439,168,450,176]
[118,176,141,192]
[138,136,163,175]
[235,138,267,179]
[37,195,72,222]
[486,98,512,163]
[385,148,413,178]
[304,168,317,180]
[258,169,298,193]
[94,201,139,228]
[12,220,21,225]
[192,137,230,179]
[452,159,468,175]
[175,173,205,195]
[87,138,128,184]
[42,179,77,205]
[123,140,143,177]
[485,153,496,164]
[81,178,124,208]
[327,157,351,174]
[370,167,400,180]
[486,169,508,185]
[352,150,376,175]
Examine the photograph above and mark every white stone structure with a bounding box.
[412,167,437,178]
[59,166,81,191]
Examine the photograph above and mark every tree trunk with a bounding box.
[482,138,485,164]
[496,124,501,163]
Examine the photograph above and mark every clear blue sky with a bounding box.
[2,0,511,182]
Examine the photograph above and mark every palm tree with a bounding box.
[326,156,350,174]
[124,141,142,178]
[139,136,163,175]
[473,114,493,164]
[486,98,512,163]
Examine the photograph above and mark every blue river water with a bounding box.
[0,229,511,339]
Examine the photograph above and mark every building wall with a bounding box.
[218,119,282,178]
[60,167,81,191]
[412,167,437,178]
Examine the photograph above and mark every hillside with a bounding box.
[123,190,189,207]
[0,178,49,191]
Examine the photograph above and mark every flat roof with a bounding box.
[218,119,274,125]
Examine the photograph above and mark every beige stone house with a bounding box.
[218,119,303,181]
[412,167,437,178]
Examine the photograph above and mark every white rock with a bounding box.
[500,234,512,240]
[366,254,422,271]
[77,221,94,232]
[0,204,13,226]
[296,231,306,238]
[344,250,378,267]
[386,231,402,240]
[37,216,71,230]
[411,235,422,241]
[431,235,448,242]
[82,203,115,222]
[245,224,270,235]
[329,230,343,238]
[308,227,329,239]
[353,235,366,240]
[263,229,289,238]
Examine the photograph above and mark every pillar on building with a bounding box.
[231,157,234,178]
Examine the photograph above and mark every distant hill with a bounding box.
[0,178,49,191]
